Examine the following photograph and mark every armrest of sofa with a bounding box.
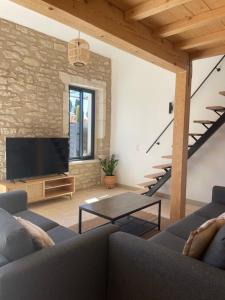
[212,186,225,205]
[0,190,27,214]
[0,224,119,300]
[108,232,225,300]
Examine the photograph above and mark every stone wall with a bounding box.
[70,161,102,190]
[0,18,111,190]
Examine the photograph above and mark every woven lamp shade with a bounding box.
[68,38,90,67]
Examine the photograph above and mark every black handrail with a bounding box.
[146,55,225,154]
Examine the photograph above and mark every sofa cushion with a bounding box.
[202,224,225,269]
[15,210,58,231]
[0,208,35,261]
[148,231,186,253]
[47,225,77,244]
[166,213,207,240]
[0,255,9,267]
[195,203,225,219]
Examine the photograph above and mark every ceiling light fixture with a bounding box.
[68,31,90,67]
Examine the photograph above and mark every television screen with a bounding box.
[6,138,69,180]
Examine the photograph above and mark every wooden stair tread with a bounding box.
[162,155,172,159]
[137,180,157,187]
[206,106,225,111]
[144,172,165,179]
[219,91,225,96]
[188,133,203,136]
[153,163,172,169]
[194,120,215,124]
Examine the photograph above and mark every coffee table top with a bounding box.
[80,192,160,221]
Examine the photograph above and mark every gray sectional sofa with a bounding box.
[108,185,225,300]
[1,187,225,300]
[0,190,119,300]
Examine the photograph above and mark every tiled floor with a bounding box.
[29,185,201,228]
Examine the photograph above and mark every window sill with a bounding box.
[69,159,99,166]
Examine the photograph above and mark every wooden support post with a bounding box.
[170,63,192,221]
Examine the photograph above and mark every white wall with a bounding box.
[111,55,175,186]
[2,0,225,203]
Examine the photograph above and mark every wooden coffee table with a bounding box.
[78,192,161,236]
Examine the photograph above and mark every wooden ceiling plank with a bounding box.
[191,44,225,59]
[184,0,210,15]
[125,0,193,21]
[11,0,189,73]
[156,5,225,38]
[176,29,225,50]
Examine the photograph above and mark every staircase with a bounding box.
[138,94,225,197]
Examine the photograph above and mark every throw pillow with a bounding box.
[0,208,35,261]
[15,217,55,249]
[202,224,225,269]
[183,217,225,258]
[218,212,225,219]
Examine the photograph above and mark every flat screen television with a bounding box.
[6,138,69,180]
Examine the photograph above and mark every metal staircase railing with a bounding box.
[146,55,225,154]
[142,55,225,197]
[144,109,225,196]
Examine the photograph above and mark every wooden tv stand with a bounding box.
[0,175,75,204]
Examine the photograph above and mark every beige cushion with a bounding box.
[183,217,225,258]
[218,212,225,219]
[14,217,55,249]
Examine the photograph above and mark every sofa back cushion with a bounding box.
[202,224,225,269]
[0,208,35,261]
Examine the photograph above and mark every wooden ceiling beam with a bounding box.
[125,0,193,21]
[191,45,225,60]
[176,29,225,50]
[11,0,189,73]
[156,5,225,38]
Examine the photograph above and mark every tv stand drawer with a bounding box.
[27,182,44,203]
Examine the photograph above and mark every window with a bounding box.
[69,86,95,160]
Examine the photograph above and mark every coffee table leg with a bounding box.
[79,208,82,234]
[158,200,161,231]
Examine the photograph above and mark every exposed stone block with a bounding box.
[23,57,40,67]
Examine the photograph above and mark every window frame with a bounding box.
[69,85,95,161]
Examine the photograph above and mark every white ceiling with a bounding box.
[0,0,121,59]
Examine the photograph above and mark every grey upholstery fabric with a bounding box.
[166,213,207,240]
[47,226,77,244]
[0,190,27,214]
[195,203,225,219]
[15,210,58,231]
[0,224,119,300]
[108,232,225,300]
[0,255,9,267]
[148,231,185,253]
[0,209,35,261]
[212,186,225,205]
[203,224,225,269]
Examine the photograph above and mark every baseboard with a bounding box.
[155,192,205,207]
[117,186,206,207]
[117,183,138,191]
